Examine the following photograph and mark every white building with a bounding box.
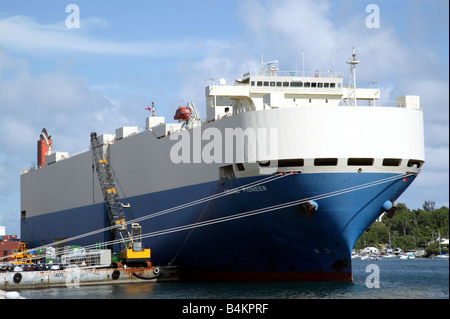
[363,247,379,254]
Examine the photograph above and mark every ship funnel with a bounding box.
[37,128,52,168]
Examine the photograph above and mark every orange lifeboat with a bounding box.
[174,106,191,122]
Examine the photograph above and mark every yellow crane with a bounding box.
[90,132,151,267]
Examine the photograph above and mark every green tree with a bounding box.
[392,235,415,251]
[423,200,436,213]
[432,206,449,237]
[383,203,415,236]
[355,202,449,253]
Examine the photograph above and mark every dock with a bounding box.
[1,265,179,291]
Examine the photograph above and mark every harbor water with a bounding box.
[16,258,448,299]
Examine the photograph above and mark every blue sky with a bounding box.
[0,0,448,236]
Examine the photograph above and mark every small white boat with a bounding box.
[435,232,449,259]
[369,255,382,261]
[400,252,415,259]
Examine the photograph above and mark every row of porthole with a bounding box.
[256,158,424,168]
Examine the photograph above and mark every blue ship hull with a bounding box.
[21,172,415,281]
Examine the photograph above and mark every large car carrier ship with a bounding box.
[20,49,424,281]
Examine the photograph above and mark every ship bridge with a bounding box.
[205,62,382,122]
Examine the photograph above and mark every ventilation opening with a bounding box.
[258,161,271,167]
[347,158,374,166]
[259,159,304,168]
[314,158,338,166]
[407,159,424,168]
[235,163,245,171]
[383,158,402,166]
[220,165,236,179]
[278,159,304,167]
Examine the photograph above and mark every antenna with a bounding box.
[346,47,359,106]
[330,48,333,72]
[145,102,157,116]
[260,54,264,75]
[302,50,305,77]
[259,56,279,76]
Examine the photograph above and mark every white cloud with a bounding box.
[0,49,141,234]
[178,0,448,209]
[0,15,224,57]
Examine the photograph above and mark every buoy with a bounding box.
[5,291,20,299]
[382,200,393,211]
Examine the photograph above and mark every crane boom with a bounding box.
[90,132,130,252]
[90,132,151,266]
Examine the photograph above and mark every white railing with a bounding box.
[246,70,343,78]
[69,147,90,158]
[339,100,422,110]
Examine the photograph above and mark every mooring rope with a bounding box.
[2,172,411,262]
